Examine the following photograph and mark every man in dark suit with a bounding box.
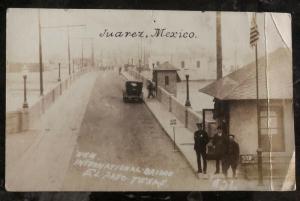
[147,80,155,98]
[194,123,209,174]
[212,126,226,174]
[223,135,240,179]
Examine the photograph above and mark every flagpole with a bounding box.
[255,42,263,186]
[251,13,263,186]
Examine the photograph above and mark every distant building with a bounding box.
[174,57,216,80]
[177,68,215,81]
[7,62,51,72]
[147,55,171,69]
[199,48,294,179]
[153,61,179,96]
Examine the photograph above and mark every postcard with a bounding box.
[5,9,295,191]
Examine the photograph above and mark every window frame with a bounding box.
[258,104,285,152]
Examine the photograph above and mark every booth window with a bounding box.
[259,105,285,152]
[165,76,169,86]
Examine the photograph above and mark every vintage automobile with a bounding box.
[123,81,144,102]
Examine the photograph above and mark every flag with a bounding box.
[250,14,259,47]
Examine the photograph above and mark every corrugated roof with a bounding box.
[153,61,179,71]
[199,48,293,100]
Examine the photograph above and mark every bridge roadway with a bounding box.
[61,71,201,191]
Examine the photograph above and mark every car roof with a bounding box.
[125,81,143,84]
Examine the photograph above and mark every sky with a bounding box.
[6,9,291,73]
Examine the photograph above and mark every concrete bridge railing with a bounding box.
[6,68,95,134]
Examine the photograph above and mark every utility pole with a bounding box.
[40,24,86,74]
[81,39,84,69]
[215,11,224,130]
[216,11,222,80]
[67,27,71,75]
[143,44,146,68]
[38,9,44,96]
[138,59,141,73]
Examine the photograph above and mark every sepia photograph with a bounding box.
[5,9,295,191]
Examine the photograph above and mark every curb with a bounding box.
[143,100,198,175]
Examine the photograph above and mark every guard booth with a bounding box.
[152,61,179,96]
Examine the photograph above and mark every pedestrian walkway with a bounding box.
[121,70,277,191]
[6,71,99,191]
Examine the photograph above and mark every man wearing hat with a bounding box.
[223,134,240,179]
[212,126,226,174]
[194,123,209,174]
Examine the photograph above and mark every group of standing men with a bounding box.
[194,123,240,179]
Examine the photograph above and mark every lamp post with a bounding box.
[22,66,29,109]
[67,27,71,75]
[185,74,191,107]
[58,63,61,82]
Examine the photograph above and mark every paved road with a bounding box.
[62,71,203,191]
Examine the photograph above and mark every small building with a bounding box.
[153,61,179,96]
[199,48,294,181]
[173,56,216,79]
